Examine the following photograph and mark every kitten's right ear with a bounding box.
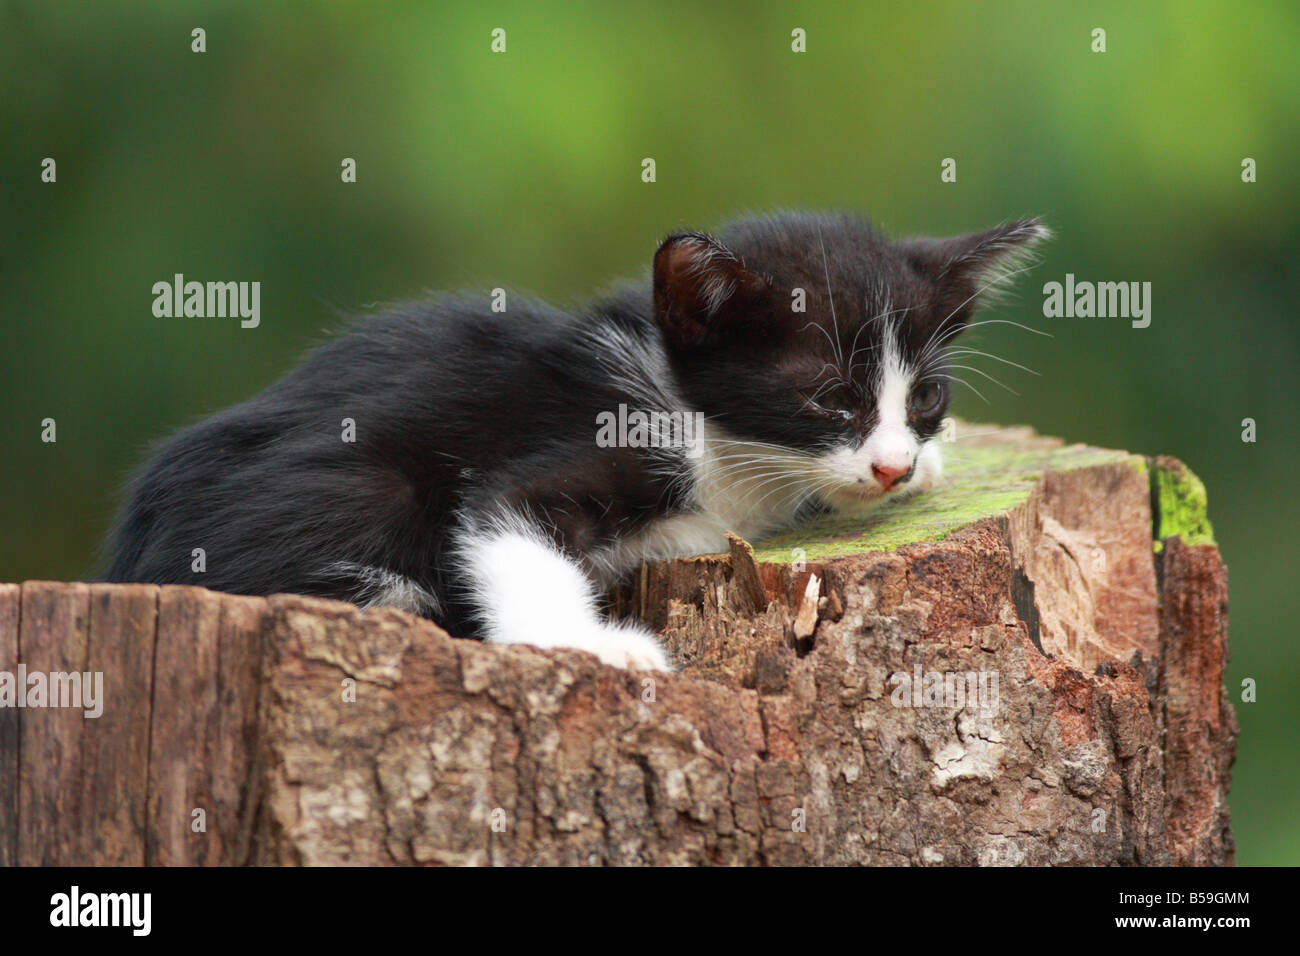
[653,232,769,349]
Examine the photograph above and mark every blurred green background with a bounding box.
[1,1,1296,863]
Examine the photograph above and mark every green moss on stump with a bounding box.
[751,441,1132,564]
[1152,456,1215,550]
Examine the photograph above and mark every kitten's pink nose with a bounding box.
[872,462,909,490]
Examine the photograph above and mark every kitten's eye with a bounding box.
[909,382,944,415]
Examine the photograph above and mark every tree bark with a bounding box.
[0,424,1236,865]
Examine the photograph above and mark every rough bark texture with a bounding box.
[0,424,1236,865]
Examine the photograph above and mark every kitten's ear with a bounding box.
[899,218,1050,325]
[653,232,769,349]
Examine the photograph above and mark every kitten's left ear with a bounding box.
[653,232,770,349]
[899,218,1050,325]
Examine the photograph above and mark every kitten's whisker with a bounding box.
[845,320,874,379]
[704,460,815,482]
[700,455,820,483]
[845,303,910,380]
[744,472,827,516]
[949,427,1010,442]
[942,347,1041,376]
[871,303,913,326]
[919,316,1053,368]
[940,374,989,403]
[800,323,847,372]
[846,343,883,380]
[959,317,1053,338]
[943,363,1018,395]
[915,264,1043,367]
[696,442,819,461]
[709,454,822,477]
[938,263,1038,325]
[698,461,822,516]
[703,452,813,464]
[695,430,825,456]
[805,379,847,407]
[811,362,848,381]
[815,221,844,369]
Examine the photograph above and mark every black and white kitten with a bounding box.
[103,211,1046,670]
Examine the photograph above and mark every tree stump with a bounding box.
[0,422,1236,865]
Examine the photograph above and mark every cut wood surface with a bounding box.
[0,422,1236,865]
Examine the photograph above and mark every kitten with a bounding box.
[103,211,1047,670]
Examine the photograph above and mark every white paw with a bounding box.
[467,524,674,670]
[572,622,673,671]
[489,618,673,671]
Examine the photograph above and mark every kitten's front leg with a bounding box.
[456,516,671,671]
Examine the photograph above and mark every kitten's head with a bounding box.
[652,210,1048,510]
